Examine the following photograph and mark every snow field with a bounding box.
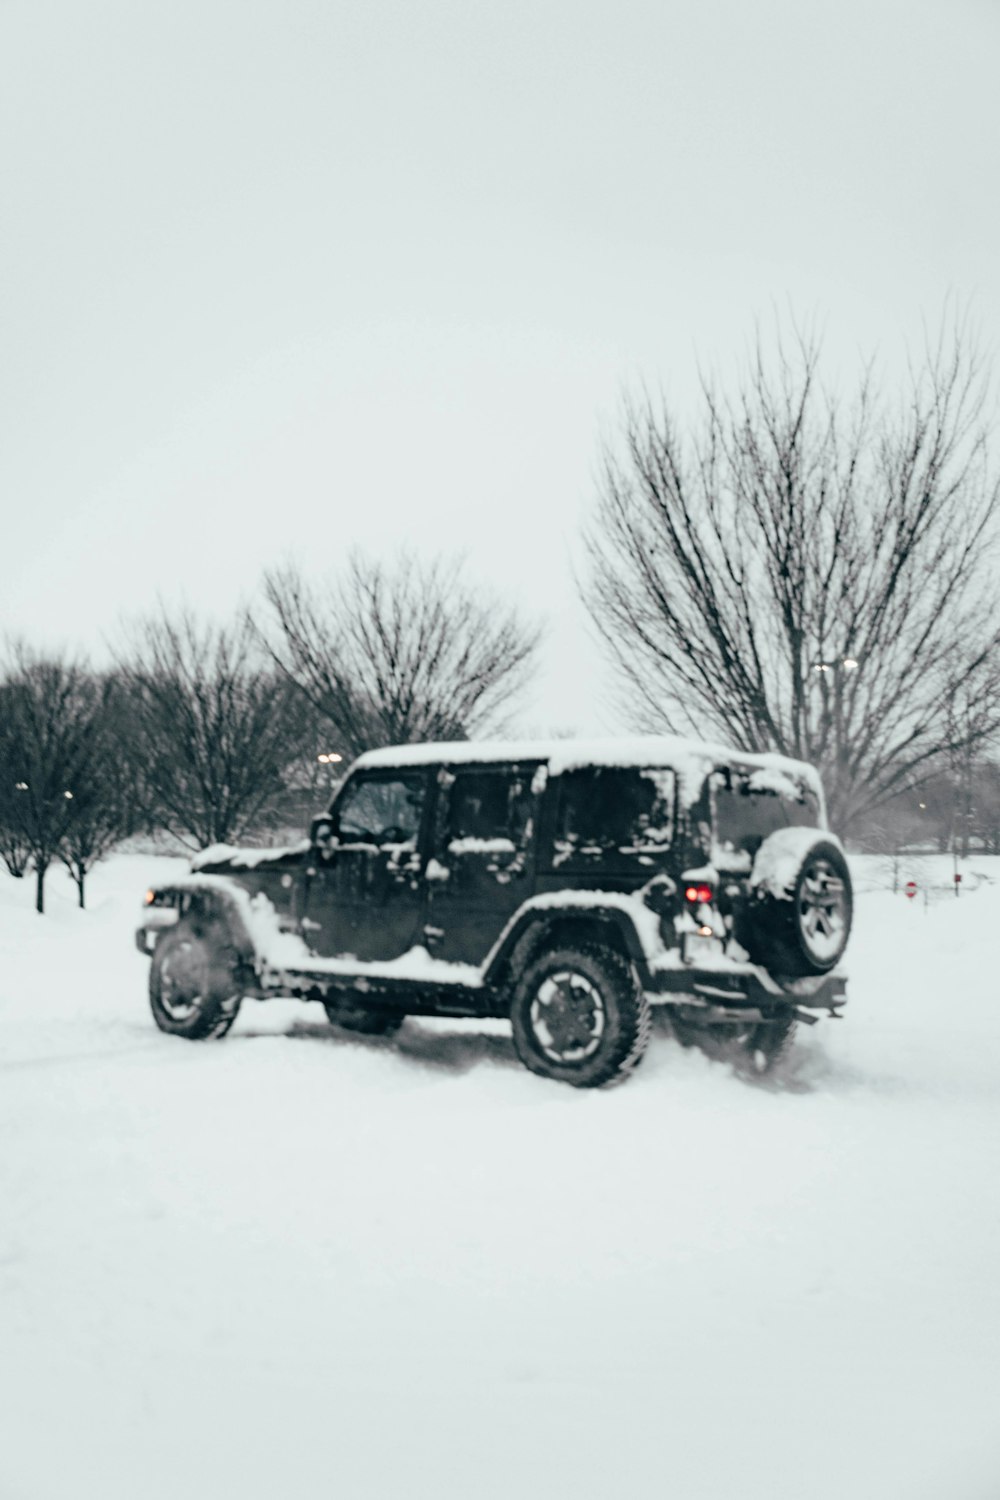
[2,854,999,1499]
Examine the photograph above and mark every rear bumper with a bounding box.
[645,962,847,1015]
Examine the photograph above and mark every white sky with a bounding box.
[3,0,999,737]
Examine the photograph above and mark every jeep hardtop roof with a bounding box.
[354,735,823,807]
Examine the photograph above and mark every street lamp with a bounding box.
[812,656,860,674]
[810,658,861,787]
[317,752,343,794]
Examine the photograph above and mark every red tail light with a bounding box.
[684,883,714,905]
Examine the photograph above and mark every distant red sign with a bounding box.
[904,880,918,900]
[954,872,962,884]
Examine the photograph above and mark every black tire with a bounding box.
[322,999,404,1036]
[509,943,651,1088]
[735,1016,798,1076]
[149,919,244,1040]
[670,1010,797,1076]
[669,1011,726,1054]
[745,836,852,978]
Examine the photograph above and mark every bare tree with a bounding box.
[0,648,114,912]
[0,682,33,879]
[57,677,138,907]
[583,321,1000,832]
[115,609,307,850]
[257,551,541,758]
[972,757,1000,855]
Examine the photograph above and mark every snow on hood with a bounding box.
[190,840,309,872]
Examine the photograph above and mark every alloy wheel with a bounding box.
[529,970,606,1063]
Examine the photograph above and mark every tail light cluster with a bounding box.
[684,882,714,905]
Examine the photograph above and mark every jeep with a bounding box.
[136,735,851,1086]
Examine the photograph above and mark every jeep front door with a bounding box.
[306,770,429,961]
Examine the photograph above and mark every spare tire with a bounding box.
[743,831,852,978]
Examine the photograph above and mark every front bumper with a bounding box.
[135,908,179,955]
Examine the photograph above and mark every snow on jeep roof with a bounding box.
[354,735,822,798]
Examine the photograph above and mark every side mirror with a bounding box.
[309,814,337,852]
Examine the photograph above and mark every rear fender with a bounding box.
[483,896,656,989]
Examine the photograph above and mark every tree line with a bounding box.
[0,553,540,911]
[4,320,999,911]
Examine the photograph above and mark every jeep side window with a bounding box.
[552,767,675,864]
[443,768,533,850]
[334,774,426,847]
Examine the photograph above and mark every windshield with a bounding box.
[334,773,426,847]
[711,767,821,868]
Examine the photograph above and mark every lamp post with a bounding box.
[810,656,860,811]
[317,752,343,796]
[811,656,859,676]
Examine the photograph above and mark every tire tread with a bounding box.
[510,941,650,1088]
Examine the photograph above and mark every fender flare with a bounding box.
[143,876,261,970]
[482,898,655,989]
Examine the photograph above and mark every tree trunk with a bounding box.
[76,867,86,908]
[35,862,46,914]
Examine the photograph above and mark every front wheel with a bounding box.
[509,943,651,1087]
[149,920,244,1040]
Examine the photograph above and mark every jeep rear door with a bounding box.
[425,763,539,965]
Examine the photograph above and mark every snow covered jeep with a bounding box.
[136,736,851,1086]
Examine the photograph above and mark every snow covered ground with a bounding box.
[2,853,999,1500]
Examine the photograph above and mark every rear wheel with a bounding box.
[509,943,650,1088]
[737,1016,798,1076]
[149,920,243,1040]
[670,1010,797,1075]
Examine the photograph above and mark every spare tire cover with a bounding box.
[744,829,853,978]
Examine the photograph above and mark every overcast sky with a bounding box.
[3,0,998,737]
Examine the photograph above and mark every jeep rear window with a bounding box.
[711,769,820,863]
[551,767,675,866]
